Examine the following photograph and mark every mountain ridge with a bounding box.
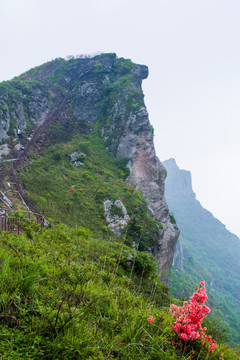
[163,158,240,343]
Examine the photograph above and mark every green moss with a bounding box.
[93,63,104,73]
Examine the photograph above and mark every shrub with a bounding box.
[170,211,176,224]
[169,281,224,357]
[110,203,124,218]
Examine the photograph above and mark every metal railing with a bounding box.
[0,210,44,234]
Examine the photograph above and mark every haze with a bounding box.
[1,0,239,237]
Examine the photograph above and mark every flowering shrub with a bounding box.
[169,281,222,355]
[148,316,154,323]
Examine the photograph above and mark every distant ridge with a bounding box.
[163,158,240,344]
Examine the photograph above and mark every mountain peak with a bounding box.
[0,54,179,282]
[163,158,196,199]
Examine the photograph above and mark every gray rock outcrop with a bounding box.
[0,83,50,141]
[70,151,85,167]
[104,199,130,236]
[0,144,10,159]
[98,63,180,280]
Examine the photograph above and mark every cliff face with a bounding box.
[0,54,179,279]
[0,81,50,142]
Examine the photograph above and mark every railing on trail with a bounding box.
[0,209,44,234]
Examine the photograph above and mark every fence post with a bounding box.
[0,210,45,233]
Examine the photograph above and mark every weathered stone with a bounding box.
[73,161,83,167]
[104,199,130,236]
[99,63,180,282]
[0,144,10,159]
[70,151,85,167]
[14,143,21,151]
[11,97,26,130]
[0,85,50,142]
[0,97,10,141]
[70,151,85,162]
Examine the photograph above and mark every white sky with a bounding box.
[1,0,240,237]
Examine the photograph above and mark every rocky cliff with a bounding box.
[0,54,179,279]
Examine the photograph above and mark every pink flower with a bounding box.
[169,281,217,353]
[148,316,154,323]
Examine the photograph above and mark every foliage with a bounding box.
[169,211,176,224]
[116,157,130,179]
[170,281,218,351]
[0,54,238,357]
[0,225,238,359]
[109,203,124,218]
[19,134,160,252]
[166,190,240,343]
[0,78,51,136]
[150,124,154,136]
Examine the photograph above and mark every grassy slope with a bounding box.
[18,134,161,252]
[0,134,238,359]
[0,224,238,359]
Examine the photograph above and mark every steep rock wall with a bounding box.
[100,67,179,278]
[64,55,179,278]
[0,81,50,141]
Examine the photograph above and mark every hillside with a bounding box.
[0,55,239,358]
[163,158,240,344]
[1,223,238,359]
[0,53,179,280]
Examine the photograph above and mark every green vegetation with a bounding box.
[1,54,239,357]
[109,203,124,218]
[0,223,238,359]
[112,57,135,76]
[169,211,176,224]
[170,236,240,345]
[0,78,51,136]
[163,159,240,345]
[150,124,154,136]
[14,134,240,357]
[19,134,161,252]
[93,63,104,73]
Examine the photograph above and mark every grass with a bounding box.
[0,223,238,359]
[19,134,161,252]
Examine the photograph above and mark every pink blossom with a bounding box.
[169,281,217,353]
[148,316,154,323]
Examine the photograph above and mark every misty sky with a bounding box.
[1,0,240,237]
